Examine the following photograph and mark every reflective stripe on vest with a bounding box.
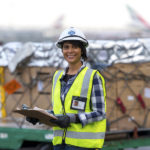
[54,130,105,139]
[53,70,63,94]
[80,69,93,97]
[52,70,63,106]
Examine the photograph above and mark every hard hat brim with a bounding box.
[56,37,88,48]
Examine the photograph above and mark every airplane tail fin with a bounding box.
[126,5,150,30]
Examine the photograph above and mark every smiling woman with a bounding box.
[62,41,82,68]
[48,27,107,150]
[56,27,88,74]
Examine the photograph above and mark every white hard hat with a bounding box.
[56,27,88,48]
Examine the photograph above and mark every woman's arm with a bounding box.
[78,72,106,127]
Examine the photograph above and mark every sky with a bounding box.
[0,0,150,30]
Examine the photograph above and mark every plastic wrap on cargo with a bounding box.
[88,39,150,68]
[8,42,36,73]
[0,42,22,66]
[0,38,150,72]
[28,43,67,68]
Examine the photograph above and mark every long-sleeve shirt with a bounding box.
[60,64,106,127]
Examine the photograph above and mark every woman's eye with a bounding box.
[73,45,78,49]
[63,44,78,50]
[63,45,69,49]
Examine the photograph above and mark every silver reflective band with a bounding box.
[66,131,105,139]
[80,69,94,97]
[53,130,64,137]
[53,70,63,90]
[54,130,105,139]
[52,70,63,104]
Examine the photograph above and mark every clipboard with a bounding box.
[13,107,57,127]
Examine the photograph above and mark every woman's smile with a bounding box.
[62,42,82,65]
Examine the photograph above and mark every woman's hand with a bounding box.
[51,115,70,128]
[26,117,39,125]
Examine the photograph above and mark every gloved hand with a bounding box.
[51,115,70,128]
[26,117,39,125]
[22,104,39,125]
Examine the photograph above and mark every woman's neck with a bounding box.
[67,61,82,75]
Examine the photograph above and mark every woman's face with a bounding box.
[62,41,82,65]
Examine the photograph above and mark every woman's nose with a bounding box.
[68,46,74,52]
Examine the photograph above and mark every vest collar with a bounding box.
[60,63,86,82]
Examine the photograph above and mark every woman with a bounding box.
[51,27,106,150]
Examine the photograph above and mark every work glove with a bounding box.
[51,115,70,128]
[26,117,39,125]
[22,104,39,125]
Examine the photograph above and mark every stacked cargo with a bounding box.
[0,39,150,133]
[88,39,150,132]
[103,62,150,131]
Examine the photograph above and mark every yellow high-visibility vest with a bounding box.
[52,67,106,148]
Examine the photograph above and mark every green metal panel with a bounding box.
[0,127,53,149]
[1,127,150,150]
[102,137,150,150]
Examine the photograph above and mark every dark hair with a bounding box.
[60,40,88,61]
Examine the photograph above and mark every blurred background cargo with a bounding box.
[0,0,150,150]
